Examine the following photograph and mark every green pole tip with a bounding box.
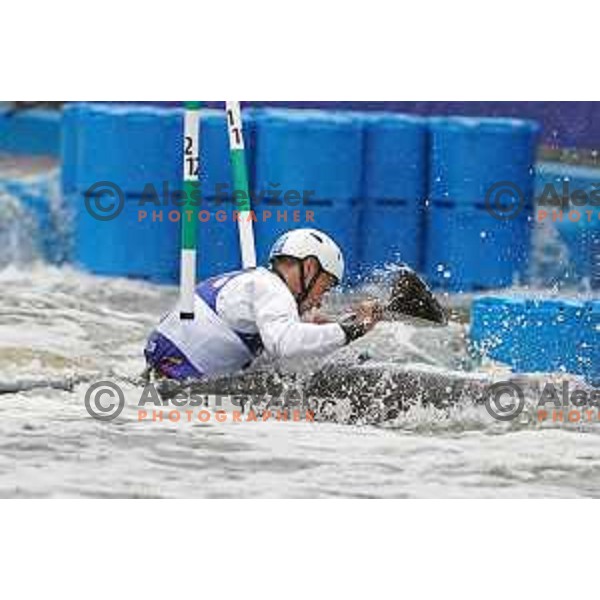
[184,101,202,110]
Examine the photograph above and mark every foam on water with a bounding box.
[1,262,600,497]
[1,161,599,497]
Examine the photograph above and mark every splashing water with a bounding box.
[1,262,599,498]
[2,161,600,498]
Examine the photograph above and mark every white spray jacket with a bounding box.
[155,267,346,377]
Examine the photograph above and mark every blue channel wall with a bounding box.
[64,103,260,281]
[60,103,541,287]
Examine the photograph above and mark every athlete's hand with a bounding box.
[339,300,384,344]
[353,300,384,330]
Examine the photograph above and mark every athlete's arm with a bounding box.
[252,273,346,359]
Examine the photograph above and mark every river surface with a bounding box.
[2,264,600,498]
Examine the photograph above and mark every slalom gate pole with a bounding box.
[226,101,257,268]
[179,101,201,320]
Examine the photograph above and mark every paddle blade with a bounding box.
[386,267,447,325]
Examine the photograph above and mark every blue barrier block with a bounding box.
[89,197,360,283]
[359,203,423,275]
[426,203,533,291]
[582,302,600,385]
[67,104,257,201]
[359,114,427,272]
[195,198,242,279]
[72,191,247,282]
[72,103,183,195]
[254,109,363,202]
[521,299,585,374]
[555,219,600,288]
[470,297,527,367]
[535,162,600,287]
[429,117,538,207]
[72,193,180,283]
[61,104,87,195]
[363,114,428,201]
[0,108,61,157]
[471,296,600,384]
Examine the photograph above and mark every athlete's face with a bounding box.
[274,257,337,314]
[298,259,337,314]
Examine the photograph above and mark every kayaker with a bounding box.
[144,228,382,381]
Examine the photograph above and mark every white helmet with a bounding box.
[269,228,344,284]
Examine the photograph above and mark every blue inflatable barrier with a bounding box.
[582,302,600,385]
[362,114,428,201]
[64,104,262,281]
[360,203,423,276]
[72,103,182,195]
[195,198,242,279]
[68,103,232,197]
[72,192,180,283]
[470,296,600,384]
[254,109,363,202]
[429,117,539,207]
[360,114,427,273]
[426,204,533,291]
[535,162,600,288]
[72,191,250,282]
[469,297,527,367]
[61,104,87,195]
[63,105,547,291]
[426,117,539,291]
[0,108,61,157]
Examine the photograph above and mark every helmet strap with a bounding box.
[270,257,322,307]
[295,258,322,306]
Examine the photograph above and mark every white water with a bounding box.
[2,264,600,498]
[2,155,600,497]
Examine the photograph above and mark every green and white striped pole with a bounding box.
[226,101,257,268]
[179,101,201,320]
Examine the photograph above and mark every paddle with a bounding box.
[337,266,447,341]
[382,266,447,325]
